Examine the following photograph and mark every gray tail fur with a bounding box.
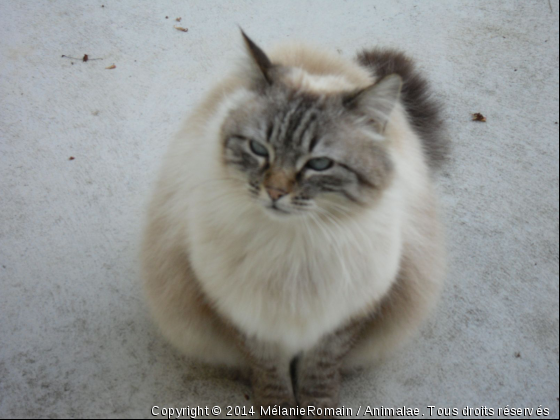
[356,48,449,169]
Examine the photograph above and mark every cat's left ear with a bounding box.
[241,30,274,85]
[344,74,403,131]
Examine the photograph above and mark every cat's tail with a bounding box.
[356,49,449,170]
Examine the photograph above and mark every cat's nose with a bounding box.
[266,187,287,201]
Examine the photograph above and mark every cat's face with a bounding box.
[222,85,395,219]
[220,34,401,219]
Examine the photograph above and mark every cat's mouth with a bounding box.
[266,203,291,216]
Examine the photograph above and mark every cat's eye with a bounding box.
[306,157,333,171]
[249,140,269,158]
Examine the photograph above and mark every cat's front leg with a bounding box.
[296,318,367,419]
[240,337,298,419]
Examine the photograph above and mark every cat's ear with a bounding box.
[240,29,274,85]
[344,74,403,130]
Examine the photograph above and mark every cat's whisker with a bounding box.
[186,177,244,195]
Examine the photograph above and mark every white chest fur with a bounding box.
[187,183,403,355]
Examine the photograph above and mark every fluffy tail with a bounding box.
[356,49,449,169]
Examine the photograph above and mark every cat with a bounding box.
[142,30,448,418]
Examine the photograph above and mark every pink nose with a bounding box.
[266,187,287,201]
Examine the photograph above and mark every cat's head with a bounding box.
[220,32,402,220]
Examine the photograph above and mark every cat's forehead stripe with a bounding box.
[275,98,302,144]
[294,109,319,152]
[271,95,323,151]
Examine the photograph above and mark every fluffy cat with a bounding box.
[142,31,447,417]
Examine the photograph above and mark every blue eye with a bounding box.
[249,140,269,157]
[306,157,333,171]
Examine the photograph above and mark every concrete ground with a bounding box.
[1,1,558,418]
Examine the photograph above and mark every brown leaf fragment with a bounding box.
[105,64,116,69]
[69,156,75,161]
[472,112,486,122]
[174,25,188,32]
[176,17,182,22]
[63,54,102,62]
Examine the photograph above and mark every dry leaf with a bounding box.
[472,112,486,122]
[69,156,75,161]
[176,17,182,22]
[105,64,116,69]
[174,25,188,32]
[83,54,89,62]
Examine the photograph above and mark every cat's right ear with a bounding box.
[344,74,403,131]
[240,29,274,85]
